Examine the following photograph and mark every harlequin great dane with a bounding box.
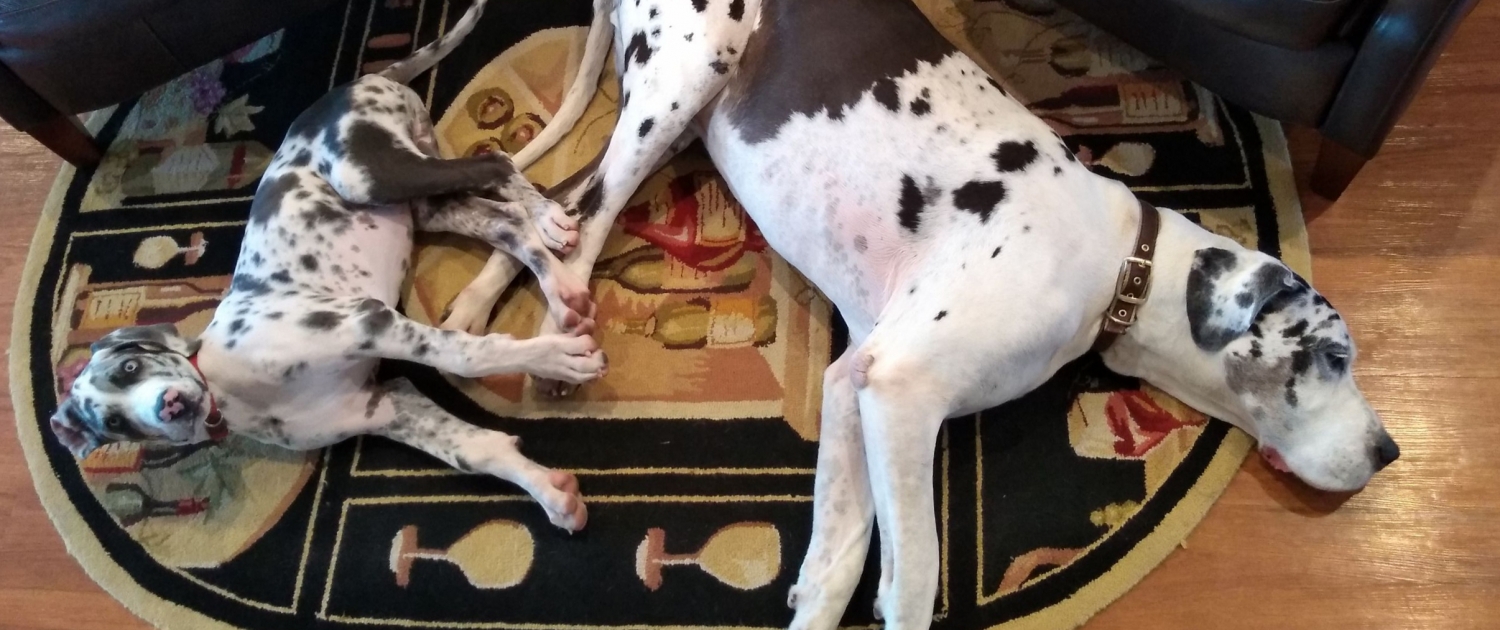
[47,0,605,532]
[440,0,1401,625]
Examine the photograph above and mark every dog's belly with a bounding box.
[705,53,1075,338]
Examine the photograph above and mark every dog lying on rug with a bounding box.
[48,0,603,531]
[440,0,1404,625]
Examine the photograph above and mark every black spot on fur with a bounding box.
[1060,141,1077,161]
[685,33,693,41]
[671,101,679,111]
[710,59,730,74]
[992,140,1039,172]
[1249,340,1263,358]
[269,270,292,284]
[248,172,300,227]
[910,97,931,116]
[1285,378,1299,406]
[1053,166,1062,175]
[300,254,319,272]
[729,0,744,20]
[986,77,1006,94]
[639,117,655,138]
[578,178,604,219]
[357,299,395,337]
[1186,248,1239,350]
[301,311,344,330]
[692,0,707,11]
[935,310,948,321]
[952,180,1006,223]
[649,6,658,17]
[854,235,868,252]
[625,31,654,67]
[1282,319,1310,339]
[871,78,900,112]
[991,246,1001,258]
[897,175,926,232]
[231,274,273,297]
[228,319,246,335]
[267,312,284,320]
[1236,292,1255,308]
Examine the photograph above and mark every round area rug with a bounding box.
[11,0,1310,628]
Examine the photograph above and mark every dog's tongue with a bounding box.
[1260,446,1292,473]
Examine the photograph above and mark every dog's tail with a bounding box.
[510,0,614,170]
[379,0,490,84]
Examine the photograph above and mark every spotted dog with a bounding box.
[437,0,1401,624]
[47,0,605,532]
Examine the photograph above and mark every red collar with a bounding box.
[187,353,228,442]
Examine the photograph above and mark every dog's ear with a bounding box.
[1185,247,1297,351]
[91,323,200,357]
[49,397,102,459]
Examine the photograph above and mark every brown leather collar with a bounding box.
[1092,201,1161,354]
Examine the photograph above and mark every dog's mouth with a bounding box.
[1259,446,1293,474]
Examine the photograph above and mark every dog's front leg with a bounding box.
[857,362,946,629]
[789,348,875,630]
[310,296,605,382]
[371,378,587,530]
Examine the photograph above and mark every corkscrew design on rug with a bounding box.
[12,0,1309,628]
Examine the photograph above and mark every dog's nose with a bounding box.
[1373,433,1400,471]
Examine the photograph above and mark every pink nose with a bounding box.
[158,389,187,422]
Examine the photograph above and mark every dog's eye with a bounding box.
[1325,352,1348,373]
[122,360,139,373]
[105,416,124,429]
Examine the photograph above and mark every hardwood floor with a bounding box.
[2,2,1498,627]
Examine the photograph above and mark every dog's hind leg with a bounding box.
[532,1,760,396]
[415,194,594,330]
[789,348,877,630]
[371,378,588,531]
[295,78,518,206]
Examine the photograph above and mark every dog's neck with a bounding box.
[1098,209,1251,428]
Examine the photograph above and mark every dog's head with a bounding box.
[50,324,211,458]
[1111,242,1397,492]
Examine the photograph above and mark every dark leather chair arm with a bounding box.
[0,59,58,131]
[1321,0,1480,157]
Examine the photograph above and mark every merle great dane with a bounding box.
[48,0,605,531]
[438,0,1402,625]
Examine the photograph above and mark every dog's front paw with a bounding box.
[540,469,588,532]
[534,201,579,255]
[440,286,498,335]
[530,331,607,386]
[539,269,595,333]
